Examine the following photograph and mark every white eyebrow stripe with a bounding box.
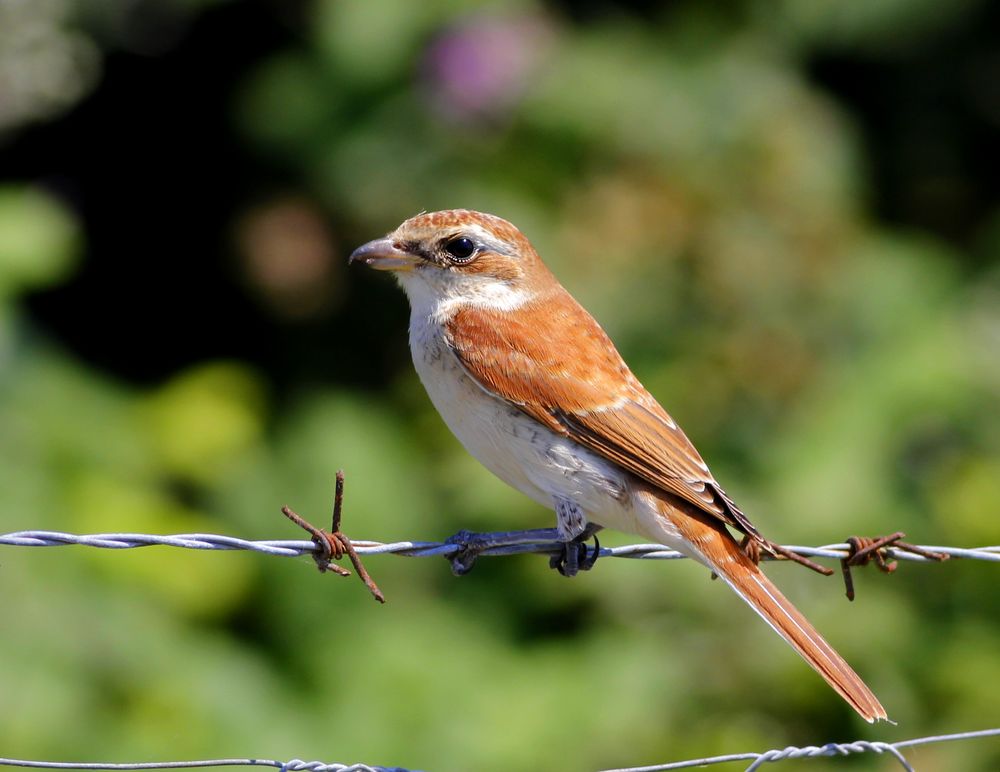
[460,223,515,255]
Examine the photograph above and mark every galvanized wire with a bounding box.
[2,728,999,771]
[3,530,999,770]
[0,760,405,772]
[603,727,1000,771]
[2,529,998,563]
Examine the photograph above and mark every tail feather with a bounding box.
[673,511,888,723]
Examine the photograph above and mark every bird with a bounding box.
[349,208,887,723]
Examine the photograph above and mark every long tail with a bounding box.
[669,507,888,723]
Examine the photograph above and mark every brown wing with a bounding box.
[445,290,761,540]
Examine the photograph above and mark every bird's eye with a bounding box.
[443,236,476,262]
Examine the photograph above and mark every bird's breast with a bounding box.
[407,311,641,532]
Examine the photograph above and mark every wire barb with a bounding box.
[765,540,835,576]
[281,471,385,603]
[840,532,950,601]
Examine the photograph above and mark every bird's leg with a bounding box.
[445,527,565,575]
[549,499,603,577]
[444,498,605,576]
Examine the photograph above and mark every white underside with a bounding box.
[399,268,688,552]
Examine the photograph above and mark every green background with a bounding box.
[1,1,998,770]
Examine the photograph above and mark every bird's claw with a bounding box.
[445,529,486,576]
[550,534,601,577]
[443,526,601,577]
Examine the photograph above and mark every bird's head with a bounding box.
[349,209,556,313]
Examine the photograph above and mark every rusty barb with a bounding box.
[759,537,835,577]
[840,531,950,601]
[730,531,951,601]
[281,470,386,604]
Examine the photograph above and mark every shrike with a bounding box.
[350,209,886,722]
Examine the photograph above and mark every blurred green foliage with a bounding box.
[1,1,999,770]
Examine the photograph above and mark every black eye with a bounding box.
[443,236,476,262]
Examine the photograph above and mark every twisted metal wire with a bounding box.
[2,728,999,772]
[0,760,406,772]
[601,727,1000,771]
[3,531,999,770]
[2,529,998,563]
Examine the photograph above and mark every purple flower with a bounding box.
[423,13,555,123]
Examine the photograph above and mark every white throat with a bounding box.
[396,267,531,324]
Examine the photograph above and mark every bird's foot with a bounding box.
[444,527,564,576]
[549,531,601,578]
[444,529,490,576]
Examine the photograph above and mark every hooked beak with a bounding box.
[348,237,419,272]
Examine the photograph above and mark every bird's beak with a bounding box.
[348,237,419,272]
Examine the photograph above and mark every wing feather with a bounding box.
[445,293,761,539]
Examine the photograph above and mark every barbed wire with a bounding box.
[0,760,402,772]
[3,528,998,563]
[2,727,999,772]
[605,727,1000,771]
[4,529,998,769]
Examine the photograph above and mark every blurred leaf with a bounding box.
[67,471,255,618]
[0,186,80,296]
[312,0,448,86]
[932,457,1000,542]
[236,51,333,155]
[138,362,266,485]
[767,0,985,54]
